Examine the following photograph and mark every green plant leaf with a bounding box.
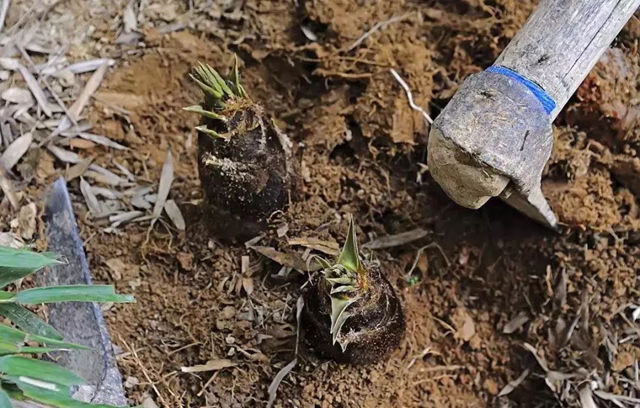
[0,324,89,352]
[182,105,226,121]
[0,247,61,288]
[337,216,360,273]
[0,342,62,355]
[329,296,358,346]
[13,286,135,305]
[14,380,127,408]
[0,356,84,387]
[0,387,11,408]
[0,303,63,339]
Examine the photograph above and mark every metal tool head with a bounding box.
[427,70,558,228]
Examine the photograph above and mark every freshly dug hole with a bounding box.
[302,218,405,364]
[186,60,296,240]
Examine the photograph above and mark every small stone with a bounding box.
[124,376,140,388]
[483,378,499,395]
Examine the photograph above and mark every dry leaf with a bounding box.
[78,132,127,150]
[1,87,33,104]
[164,199,185,230]
[16,203,37,240]
[452,308,475,342]
[251,246,322,272]
[16,64,53,117]
[65,58,115,74]
[498,369,530,397]
[267,359,296,408]
[363,228,428,249]
[65,158,93,181]
[80,177,102,216]
[287,237,339,256]
[87,164,127,185]
[0,132,32,170]
[152,150,173,221]
[48,145,82,164]
[69,138,96,149]
[55,62,109,135]
[503,312,529,334]
[180,359,236,373]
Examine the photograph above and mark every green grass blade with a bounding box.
[14,286,135,305]
[16,380,126,408]
[0,247,61,288]
[0,388,10,408]
[0,356,84,387]
[0,304,63,340]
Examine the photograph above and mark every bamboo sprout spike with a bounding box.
[195,125,229,140]
[183,105,227,121]
[337,216,360,273]
[189,74,223,99]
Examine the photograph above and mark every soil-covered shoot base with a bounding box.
[4,0,640,407]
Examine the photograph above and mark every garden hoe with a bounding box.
[427,0,640,228]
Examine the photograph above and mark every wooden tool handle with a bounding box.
[496,0,640,118]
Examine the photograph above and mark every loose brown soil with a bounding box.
[3,1,640,407]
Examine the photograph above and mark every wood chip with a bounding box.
[180,359,236,373]
[164,199,185,231]
[1,87,33,104]
[363,228,428,249]
[287,237,339,256]
[152,150,173,221]
[0,132,32,170]
[80,177,102,216]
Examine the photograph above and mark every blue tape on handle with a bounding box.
[486,65,556,115]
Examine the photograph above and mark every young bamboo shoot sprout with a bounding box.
[185,58,296,240]
[302,217,405,364]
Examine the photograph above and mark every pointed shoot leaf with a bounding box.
[329,296,358,345]
[337,216,360,273]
